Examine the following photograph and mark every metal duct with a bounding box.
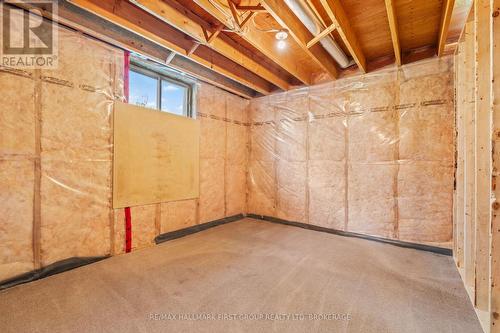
[283,0,354,68]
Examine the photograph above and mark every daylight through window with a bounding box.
[129,64,193,117]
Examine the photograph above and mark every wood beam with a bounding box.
[68,0,274,94]
[318,0,367,72]
[437,0,456,56]
[454,38,466,271]
[260,0,338,79]
[131,0,290,90]
[462,19,476,297]
[492,2,500,330]
[15,1,257,99]
[192,0,314,85]
[384,0,402,66]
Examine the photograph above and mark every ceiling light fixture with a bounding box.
[275,30,288,41]
[275,30,288,50]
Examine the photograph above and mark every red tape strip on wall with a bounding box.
[125,207,132,253]
[124,51,132,253]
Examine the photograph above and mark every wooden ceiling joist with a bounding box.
[192,0,315,85]
[170,52,258,98]
[13,1,257,99]
[22,0,465,93]
[68,0,274,94]
[260,0,338,79]
[437,0,456,56]
[131,0,290,90]
[384,0,402,66]
[317,0,367,72]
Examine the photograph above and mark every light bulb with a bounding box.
[275,30,288,40]
[277,40,286,50]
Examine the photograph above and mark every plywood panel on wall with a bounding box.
[113,102,200,208]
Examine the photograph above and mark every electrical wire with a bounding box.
[250,14,282,33]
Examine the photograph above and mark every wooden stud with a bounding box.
[474,0,492,313]
[437,0,456,57]
[318,0,367,72]
[492,2,500,331]
[384,0,401,66]
[131,0,290,90]
[454,37,466,269]
[260,0,338,79]
[463,20,476,294]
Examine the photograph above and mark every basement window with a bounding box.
[129,64,193,117]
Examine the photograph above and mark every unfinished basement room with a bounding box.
[1,0,499,332]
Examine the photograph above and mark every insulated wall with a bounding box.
[248,56,455,247]
[0,22,249,281]
[0,26,123,281]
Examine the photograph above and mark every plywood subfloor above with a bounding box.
[0,219,482,333]
[396,0,442,51]
[341,0,395,60]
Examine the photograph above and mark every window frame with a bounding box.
[129,63,194,118]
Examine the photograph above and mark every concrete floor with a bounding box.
[0,218,482,333]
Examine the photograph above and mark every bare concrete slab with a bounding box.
[0,219,482,333]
